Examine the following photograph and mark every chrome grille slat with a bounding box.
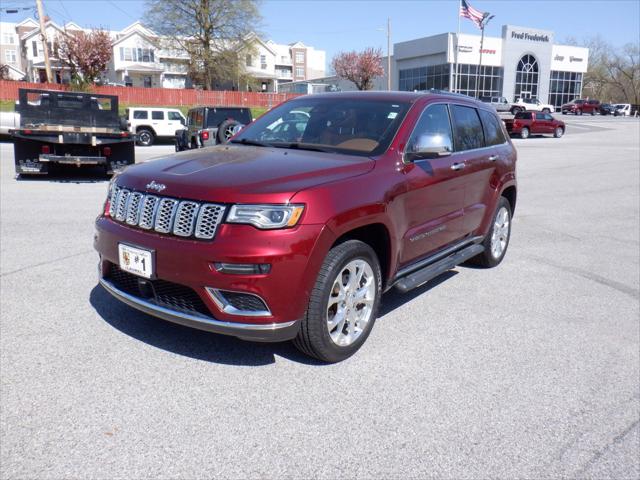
[125,192,144,225]
[195,204,226,239]
[138,195,159,230]
[154,198,179,234]
[173,201,200,237]
[115,189,130,221]
[109,187,224,240]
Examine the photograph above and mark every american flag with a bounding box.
[460,0,486,29]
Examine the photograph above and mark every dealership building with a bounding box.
[393,25,589,110]
[280,25,589,111]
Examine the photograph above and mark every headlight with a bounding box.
[227,204,305,229]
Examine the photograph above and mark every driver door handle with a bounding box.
[451,162,466,171]
[488,155,499,162]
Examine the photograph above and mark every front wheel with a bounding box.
[293,240,382,363]
[577,109,583,116]
[469,196,512,268]
[520,127,530,139]
[554,127,564,138]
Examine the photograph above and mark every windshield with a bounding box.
[231,97,412,156]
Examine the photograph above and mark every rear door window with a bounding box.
[478,109,506,146]
[151,111,164,120]
[133,110,148,120]
[450,105,485,151]
[535,112,545,120]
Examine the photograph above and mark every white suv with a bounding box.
[125,107,186,146]
[511,98,554,115]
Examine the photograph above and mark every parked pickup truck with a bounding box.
[561,99,600,115]
[504,111,565,139]
[94,91,517,362]
[12,89,134,176]
[175,106,252,151]
[510,98,554,115]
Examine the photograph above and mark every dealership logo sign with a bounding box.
[458,45,496,54]
[511,31,550,42]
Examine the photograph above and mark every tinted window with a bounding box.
[133,110,148,119]
[168,111,183,121]
[535,112,545,120]
[152,111,164,120]
[543,113,553,120]
[515,112,533,120]
[478,109,506,146]
[206,108,252,127]
[450,105,484,151]
[406,103,453,155]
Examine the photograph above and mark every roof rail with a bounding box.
[415,89,475,99]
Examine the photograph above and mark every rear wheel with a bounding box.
[554,126,564,138]
[469,196,512,268]
[293,240,381,363]
[510,106,522,115]
[520,127,530,139]
[577,109,583,116]
[136,128,154,146]
[542,108,550,113]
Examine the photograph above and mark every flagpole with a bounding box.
[454,0,461,93]
[475,19,485,98]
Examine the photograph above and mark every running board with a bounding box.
[394,244,485,293]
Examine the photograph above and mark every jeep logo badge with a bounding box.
[146,180,166,192]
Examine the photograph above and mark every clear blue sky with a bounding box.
[2,0,638,62]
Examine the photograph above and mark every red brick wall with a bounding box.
[0,80,300,108]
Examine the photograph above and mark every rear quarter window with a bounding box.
[450,105,485,151]
[514,112,532,120]
[133,110,148,120]
[478,109,506,146]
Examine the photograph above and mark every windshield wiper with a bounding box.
[274,142,334,153]
[230,138,274,148]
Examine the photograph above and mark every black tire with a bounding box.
[520,127,530,139]
[136,128,154,146]
[293,240,382,363]
[554,126,564,138]
[590,110,595,116]
[217,119,241,144]
[542,108,550,113]
[469,196,512,268]
[577,109,583,116]
[510,107,522,115]
[562,111,567,115]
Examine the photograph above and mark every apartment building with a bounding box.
[0,18,325,91]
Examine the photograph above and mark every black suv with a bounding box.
[175,107,252,151]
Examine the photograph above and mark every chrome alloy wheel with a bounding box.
[491,206,510,259]
[326,259,376,347]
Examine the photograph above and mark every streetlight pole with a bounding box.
[475,13,494,99]
[387,17,391,91]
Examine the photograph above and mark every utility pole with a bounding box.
[35,0,53,83]
[387,18,391,91]
[475,13,494,99]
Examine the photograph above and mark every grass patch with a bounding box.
[0,100,17,112]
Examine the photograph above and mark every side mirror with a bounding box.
[405,133,452,162]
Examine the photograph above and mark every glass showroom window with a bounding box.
[548,71,583,110]
[451,64,503,98]
[514,54,539,101]
[399,64,451,92]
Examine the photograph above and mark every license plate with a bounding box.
[118,244,153,279]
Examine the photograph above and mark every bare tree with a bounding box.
[332,48,384,90]
[57,29,112,84]
[146,0,260,90]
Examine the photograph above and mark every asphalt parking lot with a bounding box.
[1,115,639,479]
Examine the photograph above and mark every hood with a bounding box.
[115,144,374,203]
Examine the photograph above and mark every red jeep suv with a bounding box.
[94,91,517,362]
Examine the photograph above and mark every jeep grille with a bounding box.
[109,186,225,240]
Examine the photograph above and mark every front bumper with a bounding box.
[99,276,300,341]
[94,216,332,341]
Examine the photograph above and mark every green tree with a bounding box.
[146,0,261,90]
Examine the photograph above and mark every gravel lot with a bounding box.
[1,116,639,479]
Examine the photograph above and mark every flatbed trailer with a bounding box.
[11,89,135,176]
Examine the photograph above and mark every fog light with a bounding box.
[213,262,271,274]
